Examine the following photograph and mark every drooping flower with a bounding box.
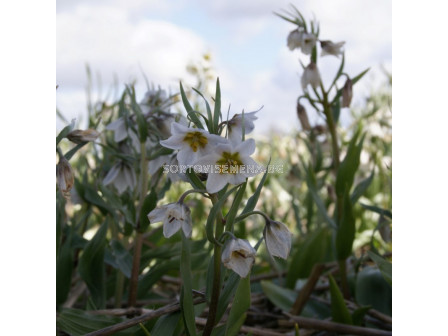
[320,40,345,57]
[342,77,353,108]
[147,202,192,238]
[103,161,136,194]
[301,62,321,91]
[301,32,317,55]
[296,101,311,131]
[221,238,256,278]
[264,220,292,260]
[139,89,168,115]
[194,139,262,194]
[287,29,303,50]
[227,111,258,144]
[160,122,226,166]
[56,155,74,198]
[106,117,128,143]
[66,129,100,144]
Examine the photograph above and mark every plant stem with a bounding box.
[128,141,149,307]
[202,194,224,336]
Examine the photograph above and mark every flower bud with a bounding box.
[66,129,100,144]
[301,62,321,91]
[287,29,303,51]
[296,101,311,131]
[342,77,353,108]
[56,155,74,198]
[320,40,345,57]
[264,220,292,260]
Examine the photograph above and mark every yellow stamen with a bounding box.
[183,132,208,152]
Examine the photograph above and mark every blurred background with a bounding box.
[56,0,391,134]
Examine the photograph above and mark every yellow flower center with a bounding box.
[216,152,243,174]
[183,131,208,152]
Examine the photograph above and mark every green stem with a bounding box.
[338,259,350,299]
[128,142,149,307]
[202,194,224,336]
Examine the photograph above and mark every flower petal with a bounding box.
[147,206,167,223]
[103,163,121,186]
[160,134,185,150]
[163,218,182,238]
[206,172,229,193]
[235,138,256,156]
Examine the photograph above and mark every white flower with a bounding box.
[140,89,168,115]
[147,202,192,238]
[56,155,74,198]
[264,220,292,260]
[301,33,317,55]
[301,62,321,91]
[227,111,258,144]
[66,129,100,144]
[287,29,303,50]
[194,139,261,194]
[160,122,226,166]
[106,117,128,143]
[103,161,136,194]
[149,154,187,182]
[320,40,345,57]
[221,238,256,278]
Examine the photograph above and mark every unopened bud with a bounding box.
[296,101,311,131]
[56,156,74,198]
[342,77,353,108]
[67,129,100,144]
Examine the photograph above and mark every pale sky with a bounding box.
[56,0,391,133]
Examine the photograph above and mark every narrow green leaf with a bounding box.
[332,98,341,124]
[328,275,353,324]
[213,78,221,134]
[56,119,75,145]
[56,239,73,306]
[64,142,88,161]
[352,68,370,85]
[185,168,206,190]
[126,85,148,142]
[335,129,365,197]
[205,185,240,244]
[151,312,182,336]
[109,240,133,278]
[180,232,197,336]
[335,189,356,260]
[192,87,214,133]
[351,170,375,204]
[367,251,392,286]
[78,221,108,309]
[241,159,271,215]
[225,182,247,232]
[225,276,251,336]
[180,82,204,129]
[139,188,158,232]
[360,203,392,219]
[260,280,296,311]
[216,272,239,323]
[355,267,392,316]
[352,306,371,326]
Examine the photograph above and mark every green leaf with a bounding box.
[335,189,356,260]
[332,98,341,124]
[56,239,73,306]
[225,276,251,336]
[367,251,392,286]
[260,280,296,311]
[126,85,148,142]
[78,221,108,309]
[335,129,365,197]
[352,68,370,85]
[360,203,392,219]
[64,142,88,161]
[185,168,206,190]
[180,82,204,129]
[205,185,239,245]
[180,232,197,336]
[329,275,353,324]
[108,240,133,278]
[192,87,214,133]
[355,266,392,316]
[213,78,221,134]
[241,158,271,215]
[303,162,336,229]
[139,188,158,232]
[225,182,247,232]
[56,119,75,145]
[352,306,371,326]
[151,312,182,336]
[351,170,375,204]
[216,272,239,323]
[286,228,331,288]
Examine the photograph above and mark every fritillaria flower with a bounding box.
[301,62,321,91]
[194,139,261,194]
[102,161,136,194]
[320,40,345,57]
[222,238,256,278]
[287,29,303,50]
[66,129,100,144]
[227,111,258,144]
[342,77,353,108]
[301,32,317,55]
[106,117,128,143]
[56,155,74,198]
[264,220,292,260]
[147,202,192,238]
[160,122,226,166]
